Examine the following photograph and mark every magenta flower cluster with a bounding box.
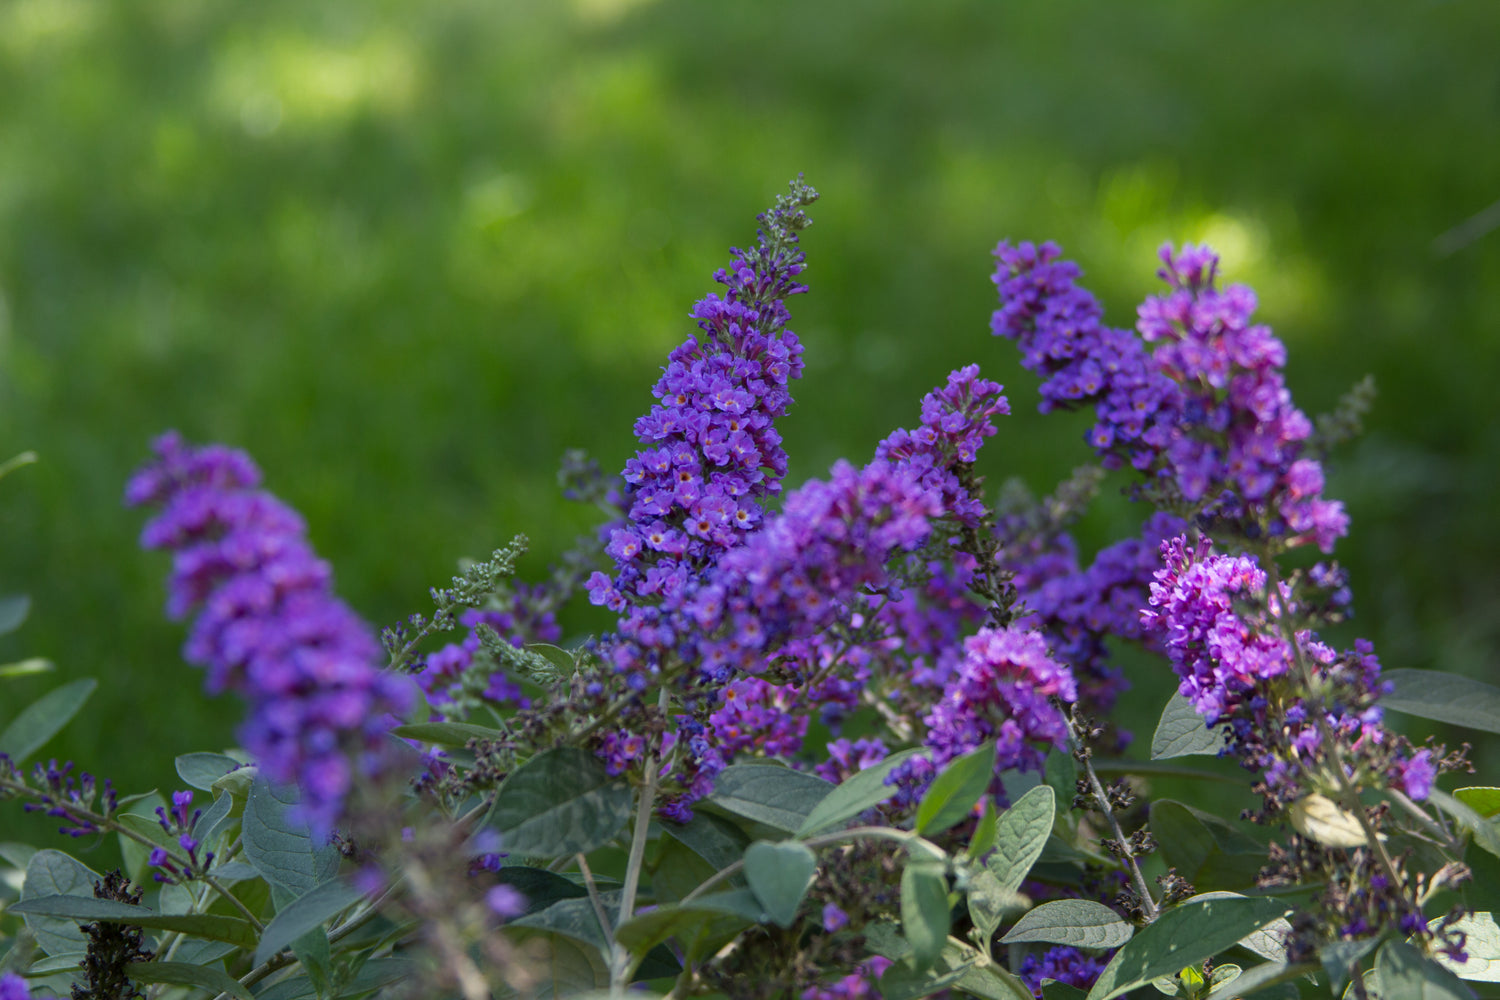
[1143,533,1432,806]
[707,677,808,760]
[127,432,413,835]
[1141,533,1290,724]
[692,459,941,682]
[923,625,1076,775]
[991,241,1347,553]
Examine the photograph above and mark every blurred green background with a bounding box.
[2,0,1498,825]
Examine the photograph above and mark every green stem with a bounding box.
[1067,710,1160,922]
[0,777,265,931]
[610,692,665,993]
[1260,560,1413,917]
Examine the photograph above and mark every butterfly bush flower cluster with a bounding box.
[0,973,29,1000]
[1143,533,1430,812]
[988,238,1475,977]
[6,190,1468,999]
[873,363,1008,528]
[148,789,213,883]
[413,598,557,718]
[992,241,1348,554]
[126,432,414,835]
[587,182,816,690]
[1017,946,1110,998]
[923,625,1076,777]
[1,756,117,837]
[643,458,942,820]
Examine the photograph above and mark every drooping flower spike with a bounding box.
[128,432,413,835]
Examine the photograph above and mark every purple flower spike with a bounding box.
[876,363,1009,526]
[127,432,414,836]
[923,625,1076,779]
[587,185,817,689]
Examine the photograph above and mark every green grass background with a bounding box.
[2,0,1498,825]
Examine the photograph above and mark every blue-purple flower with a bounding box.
[127,432,414,835]
[0,971,32,1000]
[1017,946,1108,997]
[587,183,816,689]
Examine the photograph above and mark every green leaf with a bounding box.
[651,836,718,904]
[662,811,750,873]
[1455,788,1500,819]
[18,953,88,975]
[1203,961,1316,1000]
[1383,669,1500,735]
[1000,899,1133,948]
[965,868,1025,944]
[508,932,610,998]
[967,799,1000,861]
[1432,911,1500,982]
[613,891,764,957]
[1041,984,1090,1000]
[493,866,587,915]
[1375,939,1475,999]
[21,850,98,956]
[10,895,258,948]
[0,658,55,679]
[174,753,243,792]
[797,747,930,837]
[125,961,255,1000]
[900,862,950,972]
[0,678,96,764]
[197,789,238,850]
[1149,800,1265,891]
[1187,892,1291,963]
[253,959,420,1000]
[988,784,1056,895]
[241,780,339,895]
[253,877,367,965]
[0,594,30,636]
[879,938,1032,1000]
[1084,895,1292,1000]
[0,841,36,870]
[489,747,634,858]
[527,643,577,674]
[116,812,178,850]
[916,742,996,835]
[388,720,509,745]
[1043,748,1077,806]
[1151,692,1228,760]
[703,764,833,835]
[509,896,609,953]
[1431,788,1500,860]
[211,764,257,805]
[1320,937,1383,994]
[743,840,816,928]
[1464,846,1500,914]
